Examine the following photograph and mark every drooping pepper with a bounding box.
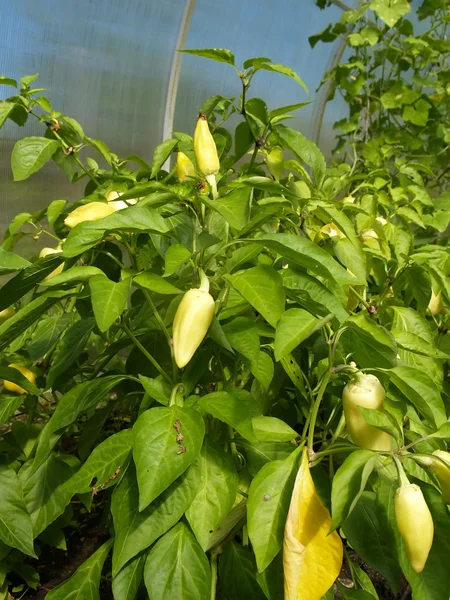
[284,448,343,600]
[64,202,115,229]
[342,371,392,451]
[395,482,434,573]
[3,363,36,395]
[431,450,450,504]
[39,247,64,280]
[193,114,220,199]
[172,272,215,368]
[106,190,138,211]
[176,152,196,182]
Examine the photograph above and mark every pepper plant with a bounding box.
[0,3,449,599]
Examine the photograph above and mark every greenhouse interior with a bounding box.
[0,0,449,599]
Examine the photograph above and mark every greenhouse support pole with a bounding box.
[162,0,197,170]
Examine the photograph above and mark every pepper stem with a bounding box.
[393,454,410,487]
[199,269,210,294]
[206,174,218,200]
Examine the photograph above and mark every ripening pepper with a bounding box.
[39,247,64,280]
[266,147,284,181]
[395,483,434,573]
[428,288,443,316]
[284,448,343,600]
[0,307,15,322]
[193,114,220,177]
[64,202,115,229]
[342,371,392,451]
[176,152,196,181]
[431,450,450,504]
[3,363,36,395]
[172,272,215,368]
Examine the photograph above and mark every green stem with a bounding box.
[348,286,371,311]
[210,552,218,600]
[393,454,410,487]
[307,370,332,450]
[142,288,177,381]
[122,322,172,385]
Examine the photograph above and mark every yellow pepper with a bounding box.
[39,247,64,280]
[172,272,215,368]
[193,114,220,177]
[431,450,450,504]
[428,288,443,316]
[176,152,196,181]
[106,190,138,211]
[64,202,115,229]
[3,363,36,395]
[395,482,434,573]
[342,371,392,451]
[284,448,343,600]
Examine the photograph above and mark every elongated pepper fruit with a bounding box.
[193,114,220,177]
[395,482,434,573]
[172,272,215,368]
[3,364,36,395]
[176,152,196,181]
[428,288,443,315]
[0,307,15,322]
[64,202,115,229]
[431,450,450,504]
[342,371,392,451]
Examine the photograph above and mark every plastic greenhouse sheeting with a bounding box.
[0,0,350,242]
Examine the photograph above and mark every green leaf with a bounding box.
[46,539,112,599]
[222,317,260,364]
[251,416,297,442]
[256,63,308,96]
[181,47,235,66]
[90,275,131,332]
[341,314,397,369]
[41,266,104,287]
[199,391,262,441]
[0,366,40,396]
[342,491,401,593]
[219,542,266,600]
[112,554,145,600]
[133,406,205,510]
[11,137,60,181]
[330,450,378,531]
[358,407,402,444]
[274,308,332,361]
[112,461,200,575]
[20,73,39,86]
[144,523,211,600]
[33,376,126,472]
[0,77,17,87]
[402,99,430,127]
[0,468,36,557]
[186,441,238,550]
[0,394,24,425]
[138,375,171,406]
[151,138,178,178]
[282,269,348,324]
[47,199,67,227]
[275,125,325,185]
[247,446,301,571]
[0,102,16,128]
[0,293,61,352]
[370,0,410,27]
[256,234,356,286]
[224,265,285,328]
[380,366,446,428]
[47,318,96,387]
[0,255,64,310]
[0,247,30,275]
[164,244,191,277]
[200,187,251,230]
[63,205,168,258]
[134,271,182,294]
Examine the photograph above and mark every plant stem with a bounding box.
[142,289,177,381]
[122,322,172,385]
[307,370,332,450]
[210,552,218,600]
